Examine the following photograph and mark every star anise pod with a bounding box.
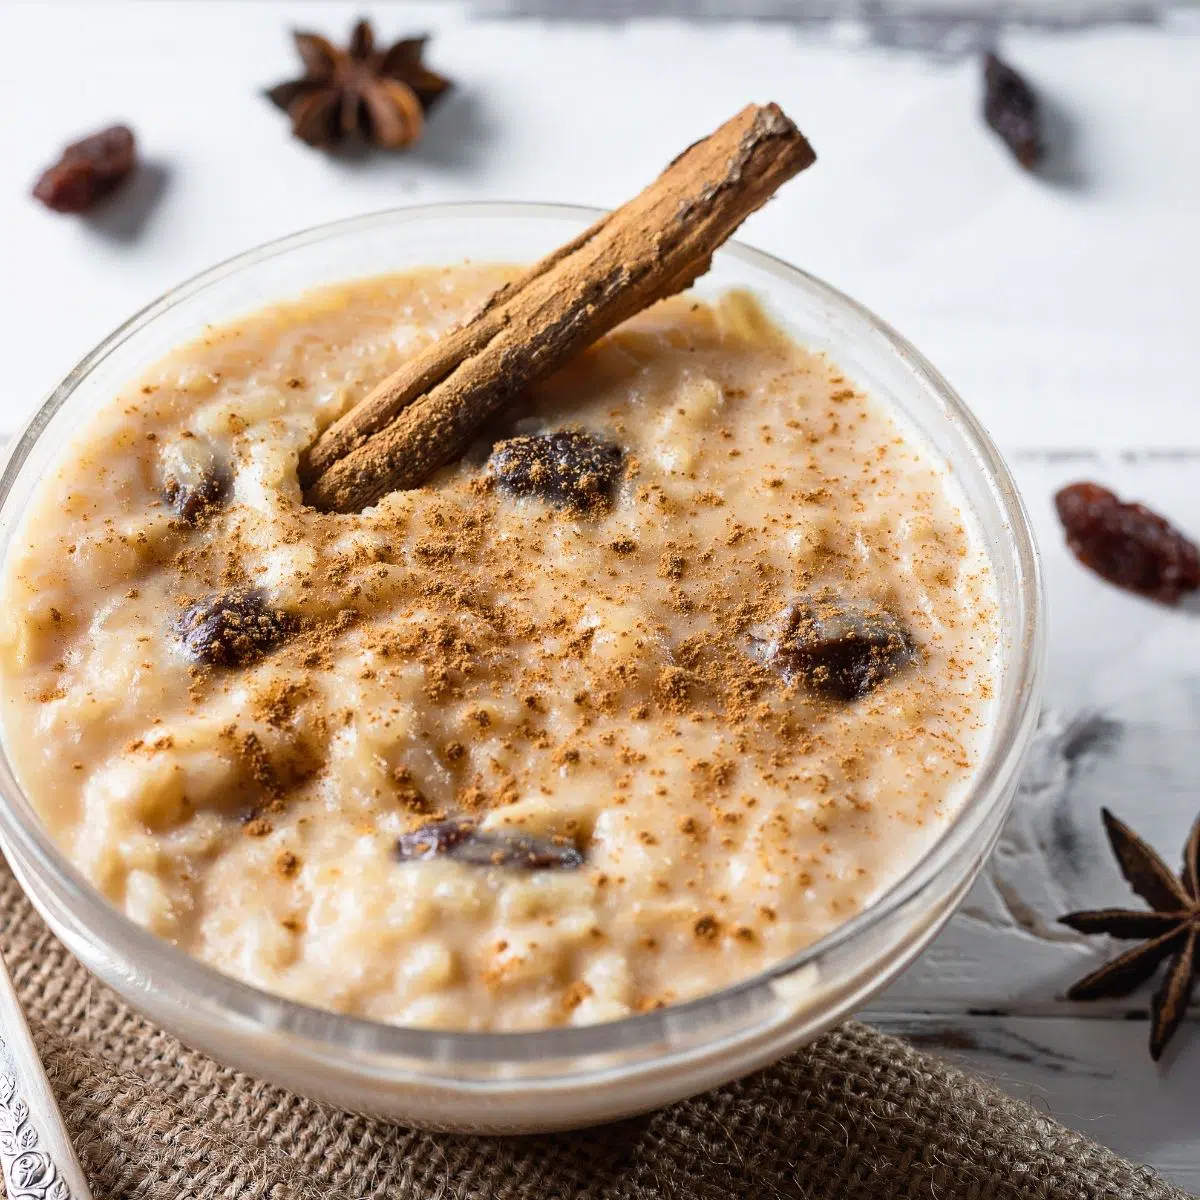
[1059,808,1200,1061]
[265,20,452,151]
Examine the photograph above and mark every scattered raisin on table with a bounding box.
[983,52,1042,170]
[162,440,229,523]
[396,817,584,870]
[1055,482,1200,604]
[488,430,623,510]
[175,591,294,668]
[751,593,917,702]
[32,125,138,214]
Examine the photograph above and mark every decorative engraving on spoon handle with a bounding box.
[0,950,91,1200]
[0,1060,73,1199]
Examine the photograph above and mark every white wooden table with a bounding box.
[3,1,1200,1188]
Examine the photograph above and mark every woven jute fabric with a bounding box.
[0,866,1187,1200]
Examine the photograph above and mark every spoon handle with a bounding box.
[0,947,92,1199]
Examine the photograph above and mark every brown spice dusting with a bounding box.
[223,727,283,800]
[253,679,312,728]
[458,785,489,811]
[561,980,594,1013]
[659,552,686,579]
[275,850,301,879]
[393,766,429,813]
[655,665,696,714]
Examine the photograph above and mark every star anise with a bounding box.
[265,20,452,151]
[1059,808,1200,1061]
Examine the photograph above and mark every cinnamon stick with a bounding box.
[302,103,816,512]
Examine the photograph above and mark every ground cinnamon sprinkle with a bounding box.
[561,980,594,1013]
[275,849,301,879]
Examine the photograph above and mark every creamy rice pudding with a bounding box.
[0,266,998,1031]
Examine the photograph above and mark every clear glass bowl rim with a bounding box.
[0,200,1043,1064]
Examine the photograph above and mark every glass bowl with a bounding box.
[0,203,1044,1132]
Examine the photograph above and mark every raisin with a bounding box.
[396,817,584,870]
[1055,482,1200,604]
[488,430,623,510]
[751,593,917,702]
[32,125,138,214]
[175,590,294,668]
[983,52,1042,170]
[162,440,229,523]
[396,816,474,860]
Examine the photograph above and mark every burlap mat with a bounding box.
[0,865,1187,1200]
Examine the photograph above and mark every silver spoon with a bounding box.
[0,945,92,1198]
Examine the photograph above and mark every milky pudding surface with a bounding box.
[0,267,998,1030]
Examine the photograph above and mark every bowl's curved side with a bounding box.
[0,202,1045,1128]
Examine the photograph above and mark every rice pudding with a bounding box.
[0,266,998,1031]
